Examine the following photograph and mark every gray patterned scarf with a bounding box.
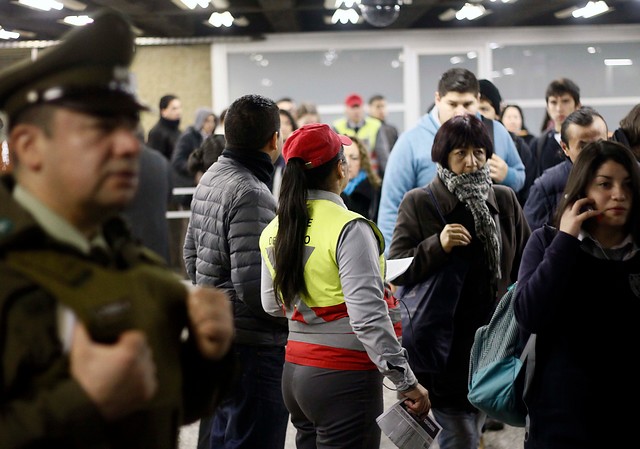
[437,164,501,279]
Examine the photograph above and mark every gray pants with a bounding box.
[282,362,384,449]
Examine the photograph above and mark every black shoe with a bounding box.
[483,418,505,432]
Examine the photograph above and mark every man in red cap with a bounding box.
[332,93,392,178]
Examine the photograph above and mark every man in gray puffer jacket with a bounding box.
[184,94,289,449]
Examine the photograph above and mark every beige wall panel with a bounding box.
[132,44,212,139]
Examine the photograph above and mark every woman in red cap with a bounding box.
[259,123,431,449]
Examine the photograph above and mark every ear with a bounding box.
[337,157,348,181]
[560,141,570,158]
[266,131,280,162]
[434,91,441,104]
[9,124,45,171]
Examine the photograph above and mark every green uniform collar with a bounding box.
[13,185,107,254]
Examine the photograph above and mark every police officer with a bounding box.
[0,9,235,449]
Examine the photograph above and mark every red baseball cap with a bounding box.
[345,93,363,108]
[282,123,352,169]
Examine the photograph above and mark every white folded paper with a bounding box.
[376,399,441,449]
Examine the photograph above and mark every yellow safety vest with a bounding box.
[260,198,387,370]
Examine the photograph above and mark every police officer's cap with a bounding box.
[0,9,148,124]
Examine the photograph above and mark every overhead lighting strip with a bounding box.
[573,1,611,19]
[17,0,63,11]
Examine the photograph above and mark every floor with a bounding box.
[177,382,526,449]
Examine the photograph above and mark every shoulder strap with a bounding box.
[426,186,447,225]
[536,131,547,162]
[481,116,495,147]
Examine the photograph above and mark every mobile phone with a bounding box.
[580,204,594,213]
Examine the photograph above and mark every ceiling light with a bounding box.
[208,11,234,27]
[456,3,487,21]
[62,15,93,26]
[604,58,632,66]
[573,1,611,19]
[179,0,209,9]
[359,0,402,28]
[439,8,457,21]
[331,8,359,24]
[335,0,359,7]
[18,0,64,11]
[0,28,20,39]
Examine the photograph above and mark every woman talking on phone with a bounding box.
[514,140,640,448]
[259,123,430,449]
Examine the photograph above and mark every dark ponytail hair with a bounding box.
[273,150,344,308]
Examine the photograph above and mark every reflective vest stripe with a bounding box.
[286,341,375,370]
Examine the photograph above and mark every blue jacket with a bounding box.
[378,108,525,250]
[523,160,571,231]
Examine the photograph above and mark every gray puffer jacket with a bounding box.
[184,155,288,346]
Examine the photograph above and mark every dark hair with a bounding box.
[224,94,280,150]
[273,149,345,308]
[188,133,225,176]
[545,78,580,105]
[499,104,529,133]
[279,108,298,133]
[431,114,494,169]
[159,94,178,110]
[437,68,479,98]
[348,135,381,189]
[617,104,640,158]
[368,94,385,105]
[219,107,228,125]
[560,106,607,147]
[554,140,640,242]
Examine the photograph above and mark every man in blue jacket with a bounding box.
[378,68,525,250]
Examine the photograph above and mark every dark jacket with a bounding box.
[511,131,536,206]
[514,226,640,448]
[523,160,572,231]
[147,116,181,161]
[0,175,235,449]
[340,177,380,222]
[171,126,204,208]
[183,155,288,347]
[529,129,565,179]
[122,145,172,262]
[389,177,530,409]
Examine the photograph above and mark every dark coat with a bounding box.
[529,129,566,179]
[171,126,203,208]
[515,226,640,448]
[147,116,181,160]
[183,156,288,347]
[340,177,380,222]
[122,145,172,262]
[523,160,571,231]
[389,177,530,409]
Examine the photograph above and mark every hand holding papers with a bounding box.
[376,399,441,449]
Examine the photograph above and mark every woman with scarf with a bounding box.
[340,135,382,221]
[388,114,530,449]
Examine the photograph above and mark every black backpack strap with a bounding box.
[481,116,495,147]
[535,130,549,163]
